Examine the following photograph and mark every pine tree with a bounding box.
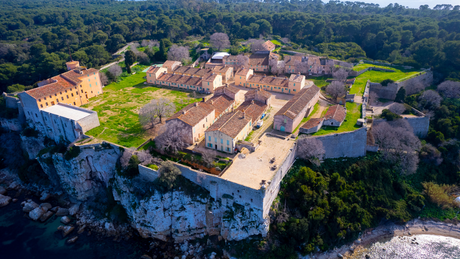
[124,50,136,74]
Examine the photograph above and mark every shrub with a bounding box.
[147,164,159,170]
[380,109,402,121]
[64,146,81,160]
[156,161,181,192]
[381,79,395,86]
[422,182,457,209]
[21,127,39,137]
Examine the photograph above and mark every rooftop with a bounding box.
[324,105,346,123]
[247,74,289,87]
[275,85,320,119]
[167,102,214,126]
[236,100,267,123]
[212,52,230,60]
[206,94,234,117]
[235,67,251,76]
[206,110,251,138]
[42,103,94,121]
[301,118,324,129]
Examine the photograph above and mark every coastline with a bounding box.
[310,218,460,259]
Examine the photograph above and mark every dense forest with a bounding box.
[0,0,460,94]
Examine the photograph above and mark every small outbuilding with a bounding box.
[323,105,346,127]
[299,118,324,134]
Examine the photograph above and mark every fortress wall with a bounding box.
[0,118,22,132]
[307,128,368,159]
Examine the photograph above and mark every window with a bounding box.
[90,84,92,87]
[45,102,48,106]
[55,94,57,96]
[67,95,69,99]
[214,137,217,142]
[221,139,223,144]
[81,90,83,93]
[71,93,74,97]
[284,118,287,123]
[227,147,230,151]
[208,143,212,148]
[35,114,38,117]
[96,82,98,86]
[40,104,43,108]
[227,140,229,145]
[60,92,62,94]
[208,136,211,141]
[73,102,76,105]
[44,97,47,100]
[65,90,67,93]
[294,83,295,86]
[61,97,64,101]
[56,99,58,103]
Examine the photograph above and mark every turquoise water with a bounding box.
[0,200,149,259]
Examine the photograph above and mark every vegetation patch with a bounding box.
[64,146,81,160]
[312,102,361,136]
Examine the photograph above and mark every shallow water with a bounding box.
[350,234,460,259]
[0,199,149,259]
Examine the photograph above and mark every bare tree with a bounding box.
[326,81,346,101]
[107,64,123,78]
[139,98,176,128]
[295,61,309,75]
[372,120,421,174]
[201,149,216,168]
[332,68,349,81]
[155,120,190,154]
[405,78,425,95]
[419,90,442,110]
[248,39,265,53]
[420,143,443,166]
[388,103,406,115]
[137,150,154,165]
[141,39,159,48]
[437,81,460,99]
[167,44,191,63]
[236,54,249,69]
[296,137,325,166]
[269,59,284,76]
[131,42,140,49]
[99,72,109,86]
[210,33,230,51]
[120,148,135,169]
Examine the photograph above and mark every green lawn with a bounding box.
[293,102,320,133]
[310,76,331,88]
[352,63,394,71]
[82,72,200,148]
[270,39,283,46]
[312,102,362,136]
[350,66,421,95]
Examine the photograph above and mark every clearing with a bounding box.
[312,102,362,136]
[82,72,200,148]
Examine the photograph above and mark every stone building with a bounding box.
[213,85,245,106]
[274,85,320,133]
[299,118,324,134]
[211,66,234,83]
[166,101,216,145]
[284,55,348,75]
[162,60,181,73]
[323,105,346,127]
[205,110,252,153]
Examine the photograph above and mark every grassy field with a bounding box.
[350,66,421,95]
[309,76,331,88]
[312,102,362,136]
[352,63,394,71]
[82,72,200,148]
[270,39,283,46]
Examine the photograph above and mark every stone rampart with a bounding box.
[373,116,429,138]
[369,71,433,101]
[138,164,159,182]
[305,128,368,159]
[0,118,22,132]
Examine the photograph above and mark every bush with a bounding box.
[21,127,39,137]
[122,154,140,178]
[381,79,395,86]
[380,109,402,121]
[156,161,181,192]
[64,146,81,160]
[422,182,457,209]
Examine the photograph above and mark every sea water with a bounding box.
[0,200,149,259]
[350,234,460,259]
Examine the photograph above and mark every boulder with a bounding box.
[8,181,19,190]
[50,206,59,213]
[61,216,71,224]
[69,203,80,216]
[0,194,12,207]
[66,236,78,244]
[40,192,51,201]
[40,211,54,222]
[22,200,39,212]
[58,225,75,237]
[40,203,52,210]
[0,186,6,195]
[56,207,69,216]
[77,225,86,234]
[29,206,47,221]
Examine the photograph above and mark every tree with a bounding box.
[437,81,460,99]
[381,109,402,120]
[270,59,284,76]
[201,150,216,168]
[420,143,443,166]
[372,120,421,174]
[155,39,168,61]
[139,98,175,128]
[157,161,181,191]
[296,137,325,166]
[210,32,230,51]
[6,83,25,93]
[124,50,136,74]
[332,68,348,81]
[419,90,442,110]
[388,103,406,115]
[167,44,190,63]
[248,39,265,53]
[405,78,425,95]
[236,54,249,69]
[395,87,406,103]
[155,120,189,154]
[99,72,108,86]
[326,81,346,101]
[107,64,122,81]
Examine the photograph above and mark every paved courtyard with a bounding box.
[220,134,296,189]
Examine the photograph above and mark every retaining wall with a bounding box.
[0,118,22,132]
[373,116,429,138]
[369,71,433,101]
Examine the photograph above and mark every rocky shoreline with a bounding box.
[308,218,460,259]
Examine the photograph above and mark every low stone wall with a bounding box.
[373,116,429,138]
[369,71,433,101]
[236,141,257,152]
[306,128,368,159]
[138,164,159,182]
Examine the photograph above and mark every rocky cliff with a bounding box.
[34,142,268,242]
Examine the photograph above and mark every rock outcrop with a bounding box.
[20,134,46,159]
[37,144,122,201]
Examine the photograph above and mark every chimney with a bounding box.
[194,103,198,107]
[202,97,205,102]
[182,110,187,114]
[251,100,254,105]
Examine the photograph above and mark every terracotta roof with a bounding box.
[214,85,241,95]
[249,54,269,66]
[206,110,251,138]
[324,105,346,123]
[163,60,181,69]
[25,68,98,100]
[206,95,234,117]
[167,102,214,126]
[262,40,276,51]
[301,118,324,129]
[235,67,251,76]
[247,75,289,87]
[202,73,219,82]
[284,56,302,66]
[236,100,267,123]
[275,85,320,120]
[146,66,162,74]
[289,73,304,82]
[244,88,272,102]
[157,73,203,87]
[212,66,232,74]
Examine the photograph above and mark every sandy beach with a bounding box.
[307,219,460,259]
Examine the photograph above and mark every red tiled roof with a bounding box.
[247,75,289,87]
[214,85,241,95]
[236,100,267,123]
[324,105,346,123]
[206,95,234,117]
[25,68,98,100]
[212,66,232,74]
[147,66,162,74]
[275,85,320,120]
[262,40,276,51]
[167,102,214,126]
[235,67,251,76]
[206,110,251,138]
[249,54,270,66]
[163,60,181,69]
[301,118,324,129]
[244,88,272,102]
[284,55,302,66]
